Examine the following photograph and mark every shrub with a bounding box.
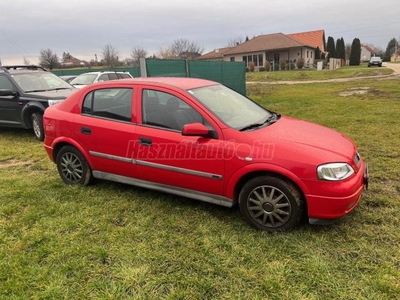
[264,61,271,71]
[245,67,249,72]
[259,67,266,72]
[296,58,305,69]
[279,59,287,71]
[248,62,255,72]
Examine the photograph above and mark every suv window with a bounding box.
[0,75,14,90]
[82,88,133,122]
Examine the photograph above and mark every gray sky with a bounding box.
[1,0,399,65]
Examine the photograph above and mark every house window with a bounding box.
[243,56,247,64]
[307,51,309,58]
[258,54,263,67]
[230,57,235,62]
[311,52,313,58]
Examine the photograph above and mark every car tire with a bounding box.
[56,145,93,186]
[31,112,44,141]
[239,175,304,232]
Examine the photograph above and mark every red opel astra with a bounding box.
[43,78,368,231]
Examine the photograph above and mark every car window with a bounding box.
[120,74,131,78]
[142,89,203,131]
[70,74,97,85]
[0,75,15,90]
[97,74,109,82]
[108,73,118,80]
[82,88,133,122]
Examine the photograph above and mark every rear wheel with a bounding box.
[56,146,92,185]
[31,112,44,141]
[239,175,304,232]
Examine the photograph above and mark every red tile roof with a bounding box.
[287,30,326,52]
[223,33,308,55]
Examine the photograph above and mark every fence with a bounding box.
[52,59,246,95]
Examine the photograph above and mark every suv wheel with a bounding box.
[31,112,44,141]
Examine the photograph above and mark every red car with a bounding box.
[43,78,368,231]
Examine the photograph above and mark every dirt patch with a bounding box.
[339,87,371,97]
[0,159,34,169]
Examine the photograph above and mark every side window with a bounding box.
[82,88,133,122]
[142,89,203,131]
[108,73,118,80]
[97,74,109,82]
[0,75,14,90]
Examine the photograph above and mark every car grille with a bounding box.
[354,152,361,167]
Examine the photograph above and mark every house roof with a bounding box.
[62,56,85,64]
[361,44,375,54]
[223,33,310,55]
[287,29,326,51]
[197,47,234,60]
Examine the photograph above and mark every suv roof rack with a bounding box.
[3,65,47,71]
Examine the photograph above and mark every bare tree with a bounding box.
[130,46,147,67]
[227,36,244,47]
[345,43,352,60]
[158,39,203,59]
[39,48,59,70]
[102,44,119,68]
[23,57,30,65]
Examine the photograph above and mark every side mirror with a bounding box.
[182,122,210,137]
[0,89,16,97]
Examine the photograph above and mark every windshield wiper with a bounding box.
[25,89,48,93]
[49,88,73,91]
[239,113,280,131]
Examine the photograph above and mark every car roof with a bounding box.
[1,65,48,74]
[95,77,218,90]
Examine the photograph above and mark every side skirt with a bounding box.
[92,170,234,208]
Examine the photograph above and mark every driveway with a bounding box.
[383,62,400,74]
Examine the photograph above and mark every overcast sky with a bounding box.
[0,0,399,65]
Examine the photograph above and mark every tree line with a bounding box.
[38,38,203,70]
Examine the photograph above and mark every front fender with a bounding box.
[224,163,310,199]
[21,101,47,128]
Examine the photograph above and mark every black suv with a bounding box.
[0,65,76,140]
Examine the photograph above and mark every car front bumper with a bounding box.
[305,162,368,224]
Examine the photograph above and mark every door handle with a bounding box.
[81,127,91,135]
[139,137,152,146]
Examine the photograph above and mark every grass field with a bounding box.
[1,73,400,299]
[246,64,394,82]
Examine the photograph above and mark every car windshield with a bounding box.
[12,72,74,92]
[70,74,98,85]
[371,57,381,61]
[188,84,272,130]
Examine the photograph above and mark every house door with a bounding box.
[274,54,280,64]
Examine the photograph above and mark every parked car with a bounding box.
[70,71,132,89]
[43,78,368,232]
[59,75,77,83]
[0,65,76,140]
[368,57,382,67]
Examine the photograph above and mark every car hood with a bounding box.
[27,89,76,100]
[242,115,356,162]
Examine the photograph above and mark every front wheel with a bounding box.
[56,146,93,185]
[31,112,44,141]
[239,176,304,232]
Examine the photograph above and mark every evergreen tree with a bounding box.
[326,36,335,60]
[383,38,397,62]
[315,47,321,59]
[349,38,361,65]
[336,38,346,60]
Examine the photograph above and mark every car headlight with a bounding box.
[48,100,64,106]
[317,163,355,181]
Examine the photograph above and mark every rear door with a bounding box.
[70,86,138,177]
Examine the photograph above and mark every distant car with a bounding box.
[70,71,133,89]
[59,75,77,83]
[368,57,382,67]
[0,65,76,140]
[43,77,368,232]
